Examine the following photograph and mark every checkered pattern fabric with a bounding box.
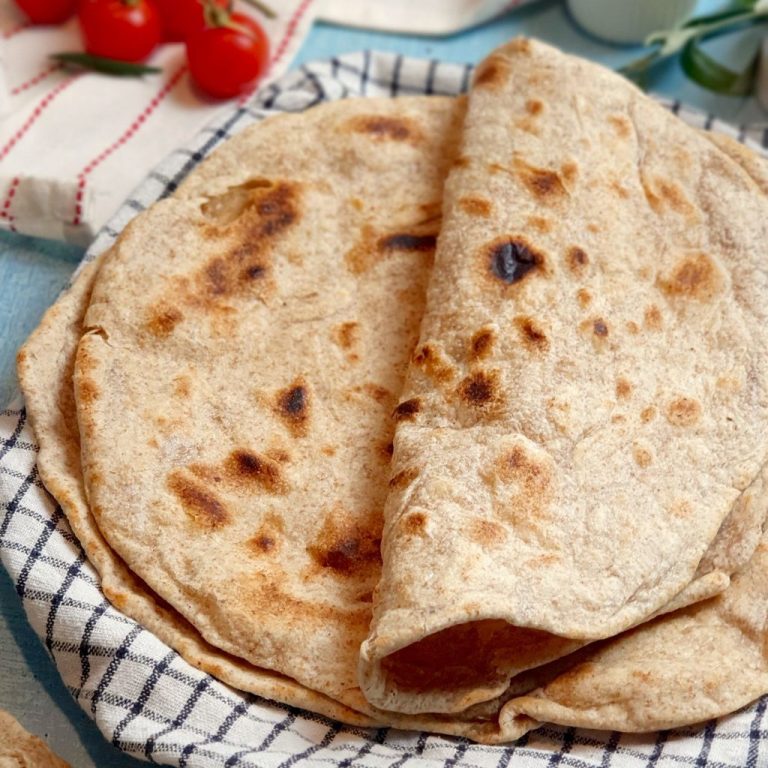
[3,51,768,768]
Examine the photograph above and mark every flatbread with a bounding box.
[17,256,378,729]
[360,38,768,715]
[0,710,70,768]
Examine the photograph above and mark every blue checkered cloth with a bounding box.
[2,52,768,768]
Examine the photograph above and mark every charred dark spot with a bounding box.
[470,328,495,360]
[226,450,286,494]
[488,237,544,285]
[168,473,229,529]
[379,233,437,252]
[275,380,309,437]
[393,398,421,421]
[254,535,275,552]
[389,467,419,490]
[566,247,589,275]
[514,316,549,351]
[308,516,382,577]
[244,264,266,280]
[458,370,501,408]
[593,319,609,337]
[382,441,394,458]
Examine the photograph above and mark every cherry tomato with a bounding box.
[78,0,163,63]
[153,0,227,43]
[186,12,270,99]
[14,0,78,24]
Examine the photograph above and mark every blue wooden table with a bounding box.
[1,2,765,764]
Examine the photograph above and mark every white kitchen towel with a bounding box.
[318,0,536,35]
[2,50,768,768]
[0,0,318,245]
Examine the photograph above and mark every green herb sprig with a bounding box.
[620,0,768,95]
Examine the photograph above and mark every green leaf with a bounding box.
[680,37,759,95]
[51,52,161,77]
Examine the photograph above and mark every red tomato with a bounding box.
[186,13,270,99]
[153,0,227,43]
[78,0,163,63]
[14,0,78,24]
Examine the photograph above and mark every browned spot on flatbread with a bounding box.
[642,176,697,218]
[565,246,589,276]
[474,55,510,88]
[275,379,309,438]
[402,511,427,536]
[561,162,578,184]
[485,236,547,286]
[168,472,230,529]
[389,466,419,490]
[527,216,552,233]
[526,99,543,115]
[333,321,358,350]
[173,375,191,398]
[470,328,495,360]
[379,232,437,252]
[246,512,285,556]
[200,178,273,225]
[453,155,470,169]
[641,406,656,423]
[658,253,723,302]
[671,499,693,518]
[492,444,554,530]
[633,445,652,468]
[514,315,549,351]
[218,450,287,494]
[644,305,663,330]
[469,518,507,546]
[346,223,437,275]
[359,383,391,403]
[458,197,492,217]
[666,396,701,427]
[78,377,100,405]
[348,114,421,143]
[515,159,567,200]
[593,319,608,337]
[308,512,381,577]
[626,321,640,335]
[147,304,183,337]
[412,343,454,382]
[393,398,421,422]
[576,288,592,309]
[608,114,631,139]
[458,370,502,409]
[616,378,632,399]
[610,180,630,199]
[192,182,298,305]
[321,445,336,457]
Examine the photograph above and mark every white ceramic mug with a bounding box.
[567,0,699,44]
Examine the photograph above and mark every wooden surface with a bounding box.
[1,1,764,764]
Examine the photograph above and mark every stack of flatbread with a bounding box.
[17,37,768,745]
